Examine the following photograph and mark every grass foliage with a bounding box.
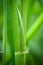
[0,0,43,65]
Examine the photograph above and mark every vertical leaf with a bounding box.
[7,0,20,65]
[3,0,7,65]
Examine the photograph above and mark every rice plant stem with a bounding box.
[17,7,26,51]
[3,0,7,65]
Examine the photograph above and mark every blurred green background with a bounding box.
[0,0,43,65]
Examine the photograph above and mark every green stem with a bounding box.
[10,0,20,65]
[23,0,28,32]
[17,6,26,65]
[3,0,7,65]
[17,7,26,51]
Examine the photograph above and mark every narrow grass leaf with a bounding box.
[17,7,26,51]
[3,0,7,65]
[26,12,43,44]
